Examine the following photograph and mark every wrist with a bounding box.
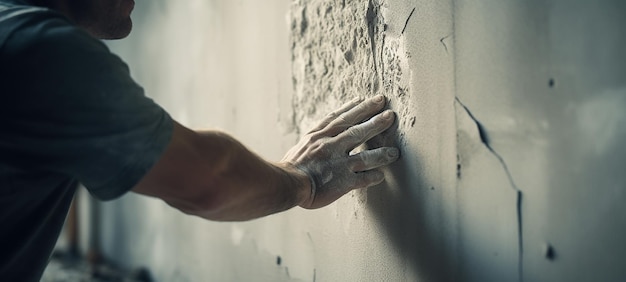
[277,162,313,207]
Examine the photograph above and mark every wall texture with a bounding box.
[92,0,626,281]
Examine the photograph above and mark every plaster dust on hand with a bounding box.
[290,0,413,144]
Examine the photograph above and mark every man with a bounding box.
[0,0,399,280]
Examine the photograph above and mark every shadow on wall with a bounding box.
[366,126,455,282]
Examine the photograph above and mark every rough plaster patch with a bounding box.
[290,0,412,140]
[289,2,415,279]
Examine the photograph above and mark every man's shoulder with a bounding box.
[0,1,92,54]
[0,1,63,32]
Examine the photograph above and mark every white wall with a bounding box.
[101,0,303,280]
[96,0,626,281]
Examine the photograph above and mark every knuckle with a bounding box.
[361,150,383,165]
[359,151,373,164]
[354,105,372,119]
[355,102,368,112]
[326,115,348,132]
[350,158,365,172]
[326,111,338,119]
[347,125,364,138]
[301,134,314,145]
[310,140,334,155]
[361,119,378,131]
[336,114,350,126]
[308,132,325,143]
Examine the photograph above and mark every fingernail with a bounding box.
[382,110,393,119]
[388,148,399,158]
[373,94,384,103]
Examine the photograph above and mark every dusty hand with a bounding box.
[282,95,399,209]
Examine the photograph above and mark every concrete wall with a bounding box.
[91,0,626,281]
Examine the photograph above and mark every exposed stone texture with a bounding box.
[290,0,412,139]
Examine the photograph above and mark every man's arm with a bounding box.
[132,123,310,221]
[132,95,398,221]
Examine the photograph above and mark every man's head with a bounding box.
[33,0,135,39]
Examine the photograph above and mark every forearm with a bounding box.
[133,123,310,221]
[186,130,310,221]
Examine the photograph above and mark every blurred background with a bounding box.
[43,0,626,281]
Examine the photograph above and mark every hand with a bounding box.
[282,95,399,209]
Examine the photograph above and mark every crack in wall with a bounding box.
[454,96,524,282]
[366,0,379,76]
[401,7,416,35]
[440,33,453,54]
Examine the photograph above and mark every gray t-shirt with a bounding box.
[0,1,173,280]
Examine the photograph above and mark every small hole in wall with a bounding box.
[456,154,462,178]
[276,256,282,265]
[543,244,556,261]
[548,78,556,88]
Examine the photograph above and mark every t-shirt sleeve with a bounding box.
[0,12,173,200]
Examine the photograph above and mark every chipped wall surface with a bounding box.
[93,0,626,281]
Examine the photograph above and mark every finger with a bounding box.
[321,94,387,136]
[335,110,395,150]
[308,96,363,133]
[352,169,385,189]
[348,147,399,172]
